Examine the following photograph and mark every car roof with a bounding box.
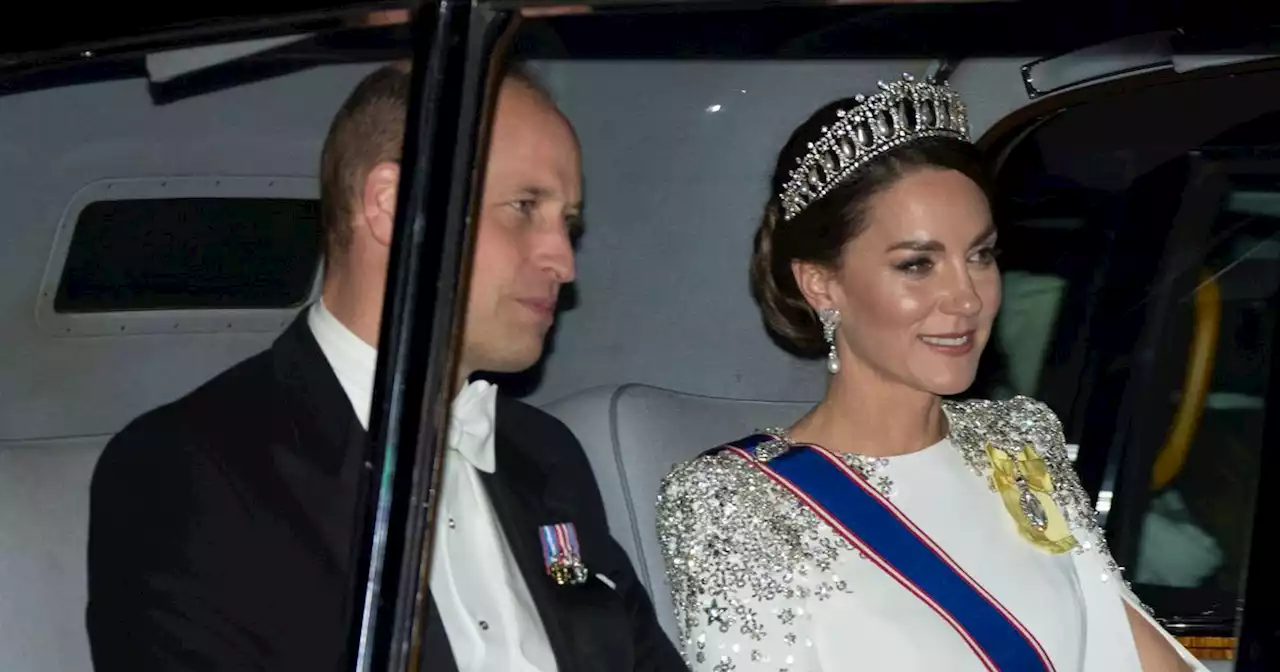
[0,0,1221,74]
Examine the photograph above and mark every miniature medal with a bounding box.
[539,522,589,586]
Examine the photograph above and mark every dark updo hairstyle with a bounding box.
[749,94,995,357]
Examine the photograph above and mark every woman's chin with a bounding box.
[916,371,978,398]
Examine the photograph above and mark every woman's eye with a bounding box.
[971,245,1001,266]
[896,257,933,275]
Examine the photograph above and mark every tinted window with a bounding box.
[55,197,321,313]
[1127,175,1277,601]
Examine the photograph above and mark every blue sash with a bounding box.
[726,433,1054,672]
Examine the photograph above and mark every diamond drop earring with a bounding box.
[819,308,841,374]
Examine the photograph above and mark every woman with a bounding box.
[655,74,1205,671]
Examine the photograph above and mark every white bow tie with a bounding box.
[447,380,498,473]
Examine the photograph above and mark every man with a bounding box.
[86,61,684,671]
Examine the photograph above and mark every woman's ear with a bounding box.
[792,259,839,313]
[361,161,401,248]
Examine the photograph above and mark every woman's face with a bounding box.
[803,167,1000,397]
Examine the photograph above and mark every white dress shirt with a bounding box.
[307,300,558,671]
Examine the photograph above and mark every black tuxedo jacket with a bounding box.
[86,315,684,672]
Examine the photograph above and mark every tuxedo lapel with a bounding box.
[270,317,367,574]
[274,315,464,671]
[463,397,649,671]
[479,456,578,672]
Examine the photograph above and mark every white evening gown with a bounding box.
[657,396,1208,671]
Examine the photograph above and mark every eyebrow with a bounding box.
[885,224,998,253]
[515,185,555,199]
[886,239,944,253]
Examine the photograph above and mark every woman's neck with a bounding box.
[789,363,949,459]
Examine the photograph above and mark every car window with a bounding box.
[56,196,319,313]
[1125,171,1278,630]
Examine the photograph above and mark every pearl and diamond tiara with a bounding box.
[778,73,970,222]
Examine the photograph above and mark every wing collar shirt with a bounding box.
[308,300,557,671]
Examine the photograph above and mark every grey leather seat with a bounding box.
[540,383,815,640]
[0,436,106,672]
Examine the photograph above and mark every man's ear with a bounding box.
[360,161,401,248]
[792,258,839,313]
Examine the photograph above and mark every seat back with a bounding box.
[0,436,108,672]
[540,383,815,639]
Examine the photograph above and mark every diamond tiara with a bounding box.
[778,73,970,222]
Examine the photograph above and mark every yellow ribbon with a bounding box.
[986,444,1078,554]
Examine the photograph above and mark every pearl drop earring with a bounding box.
[819,308,841,374]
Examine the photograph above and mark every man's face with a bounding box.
[462,80,582,375]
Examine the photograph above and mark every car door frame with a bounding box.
[345,3,522,672]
